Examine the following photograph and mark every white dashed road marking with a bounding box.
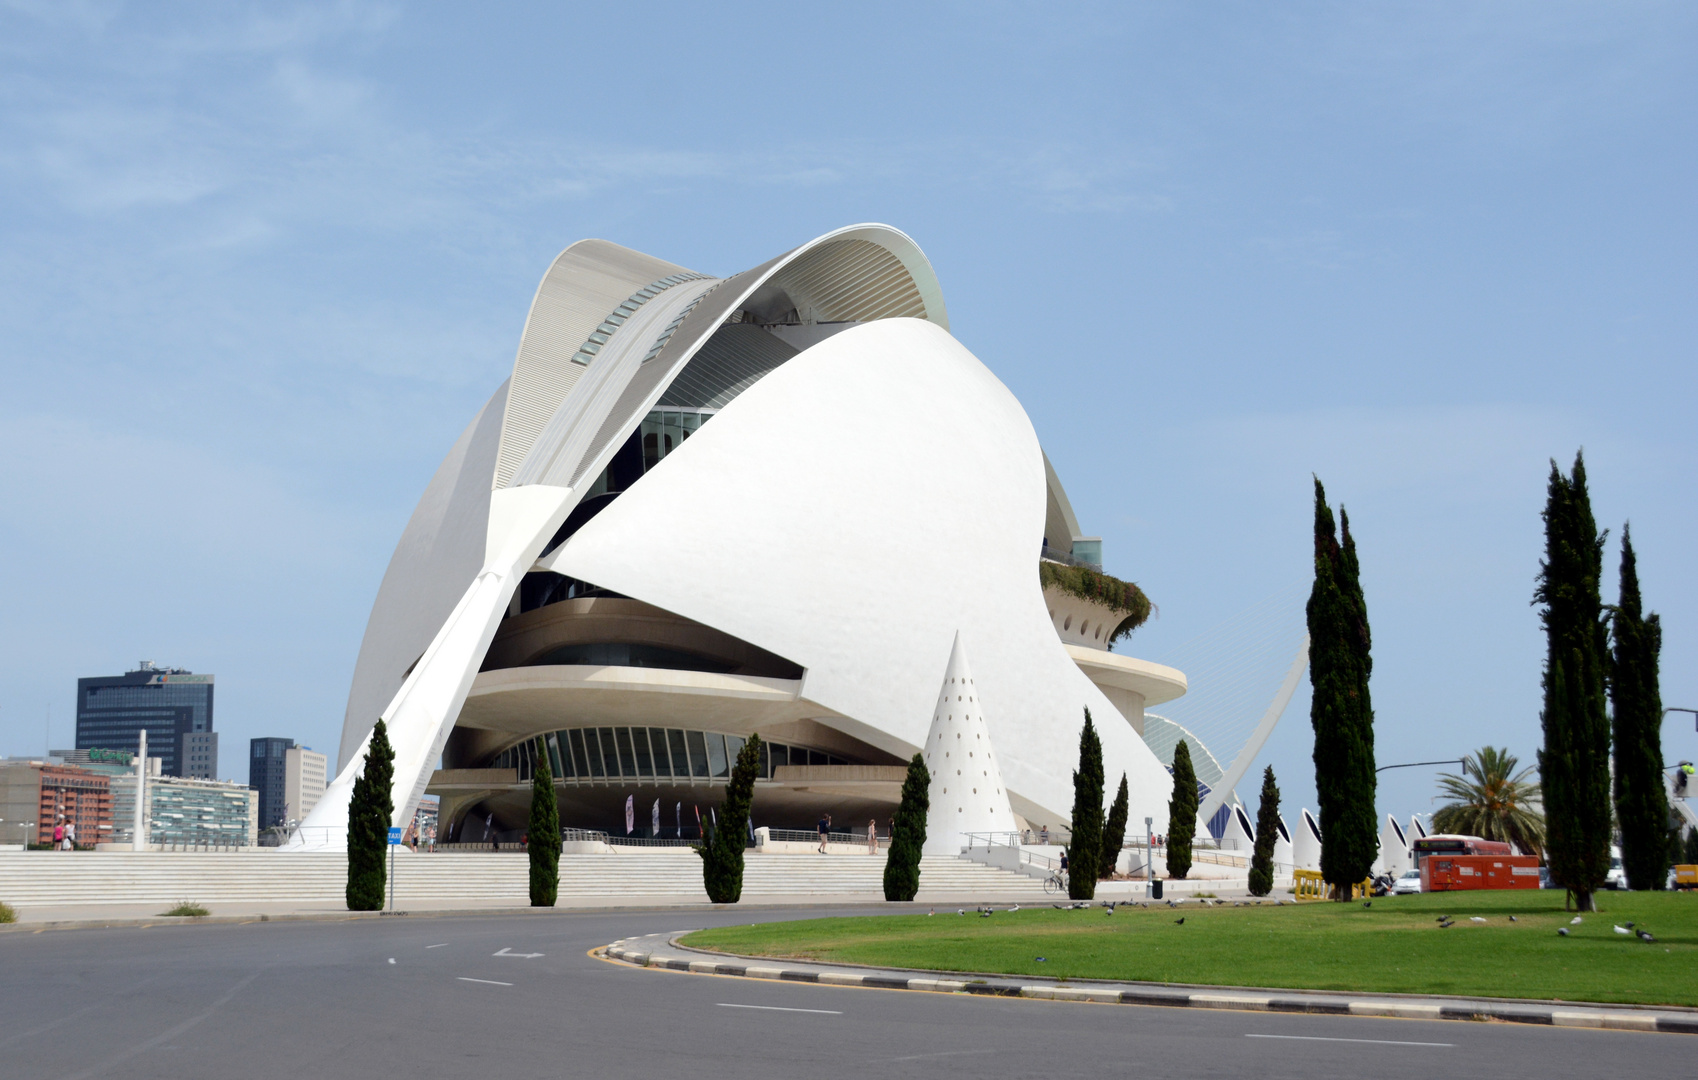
[458,978,514,987]
[718,1004,843,1015]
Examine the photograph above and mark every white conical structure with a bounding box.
[1293,807,1322,871]
[1222,802,1255,853]
[1272,814,1294,874]
[1378,814,1411,879]
[922,632,1018,855]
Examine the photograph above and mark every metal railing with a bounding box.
[1041,545,1102,571]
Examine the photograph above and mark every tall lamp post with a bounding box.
[1145,816,1155,896]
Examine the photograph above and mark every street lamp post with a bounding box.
[1145,816,1155,896]
[1665,707,1698,732]
[1377,759,1467,774]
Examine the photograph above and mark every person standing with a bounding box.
[817,813,831,854]
[52,819,64,851]
[867,819,878,854]
[65,820,76,851]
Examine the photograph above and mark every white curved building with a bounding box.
[299,225,1188,850]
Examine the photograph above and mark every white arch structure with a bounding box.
[298,225,1187,850]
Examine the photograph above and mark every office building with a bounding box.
[285,745,327,824]
[0,760,112,847]
[249,737,292,828]
[142,775,258,848]
[76,661,216,779]
[250,740,328,830]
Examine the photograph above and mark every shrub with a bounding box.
[528,736,561,907]
[1038,562,1152,644]
[346,719,395,912]
[697,734,761,903]
[0,901,15,923]
[884,754,931,901]
[161,901,209,917]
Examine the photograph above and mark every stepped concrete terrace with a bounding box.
[0,849,1053,918]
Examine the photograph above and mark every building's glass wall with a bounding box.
[491,726,849,783]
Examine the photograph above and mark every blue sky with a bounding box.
[1,2,1692,825]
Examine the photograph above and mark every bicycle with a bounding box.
[1043,869,1069,894]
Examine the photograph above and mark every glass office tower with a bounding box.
[76,661,216,779]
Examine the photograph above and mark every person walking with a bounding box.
[817,813,832,854]
[866,819,878,854]
[65,820,76,851]
[52,819,64,851]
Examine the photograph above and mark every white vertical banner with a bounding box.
[651,799,660,837]
[625,795,634,835]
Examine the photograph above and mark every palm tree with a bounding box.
[1432,747,1546,857]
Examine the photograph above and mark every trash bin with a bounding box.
[1150,879,1163,900]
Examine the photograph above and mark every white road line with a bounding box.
[717,1003,843,1015]
[1246,1034,1453,1048]
[426,943,449,949]
[457,978,514,987]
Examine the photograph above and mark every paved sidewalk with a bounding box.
[603,930,1698,1037]
[0,892,960,931]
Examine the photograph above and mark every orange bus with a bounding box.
[1414,835,1537,892]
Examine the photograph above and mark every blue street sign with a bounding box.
[387,826,403,845]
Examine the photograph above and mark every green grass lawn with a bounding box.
[684,891,1698,1006]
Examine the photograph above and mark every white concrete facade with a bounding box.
[299,225,1190,853]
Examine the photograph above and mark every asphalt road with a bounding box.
[0,906,1683,1079]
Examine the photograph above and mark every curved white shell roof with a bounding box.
[312,224,1182,848]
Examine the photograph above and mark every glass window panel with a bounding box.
[649,728,673,776]
[614,728,637,777]
[571,729,597,778]
[633,728,654,777]
[547,733,566,778]
[668,730,690,777]
[686,730,709,778]
[598,727,620,777]
[808,749,825,766]
[759,740,770,778]
[706,733,729,779]
[726,735,746,772]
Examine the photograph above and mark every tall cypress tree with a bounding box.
[1307,479,1378,897]
[345,719,395,911]
[697,734,762,903]
[1167,740,1198,879]
[1248,766,1281,897]
[527,736,561,907]
[884,753,931,901]
[1536,451,1612,912]
[1685,828,1698,866]
[1098,773,1130,880]
[1611,525,1668,890]
[1066,709,1104,900]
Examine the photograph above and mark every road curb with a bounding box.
[601,939,1697,1035]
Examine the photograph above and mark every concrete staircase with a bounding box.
[0,850,1050,908]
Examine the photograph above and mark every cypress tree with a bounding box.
[1066,709,1104,900]
[1098,773,1130,880]
[1535,452,1612,912]
[1167,740,1199,879]
[527,736,561,906]
[1685,828,1698,866]
[345,718,394,911]
[696,734,762,903]
[1611,526,1669,890]
[1248,766,1281,897]
[1307,479,1378,898]
[884,753,931,901]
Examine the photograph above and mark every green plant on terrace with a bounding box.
[1038,562,1152,645]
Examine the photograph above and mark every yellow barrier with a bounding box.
[1293,869,1325,900]
[1291,870,1373,901]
